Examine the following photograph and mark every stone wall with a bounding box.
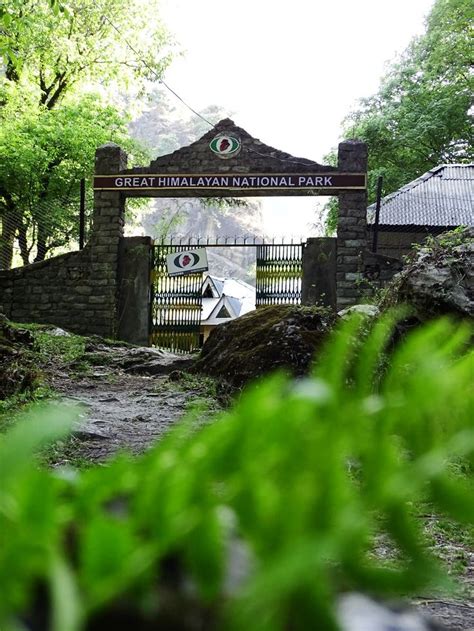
[0,143,128,338]
[361,251,403,296]
[0,248,97,335]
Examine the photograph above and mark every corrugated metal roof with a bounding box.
[201,297,220,320]
[203,274,255,299]
[367,164,474,226]
[201,274,256,324]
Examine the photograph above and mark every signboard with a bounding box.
[166,248,209,277]
[94,172,366,191]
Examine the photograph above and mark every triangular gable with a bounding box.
[205,295,238,324]
[134,118,332,175]
[201,275,220,298]
[201,297,220,321]
[215,305,232,319]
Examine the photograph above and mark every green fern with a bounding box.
[0,314,472,630]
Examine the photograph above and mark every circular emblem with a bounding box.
[174,252,200,269]
[209,134,241,159]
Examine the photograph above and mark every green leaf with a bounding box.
[50,554,83,631]
[0,403,80,486]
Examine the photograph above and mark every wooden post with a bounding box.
[79,178,85,250]
[372,175,383,253]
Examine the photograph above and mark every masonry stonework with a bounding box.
[336,140,368,309]
[0,120,380,342]
[120,118,338,199]
[0,143,128,338]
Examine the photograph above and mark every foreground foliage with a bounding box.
[0,314,472,630]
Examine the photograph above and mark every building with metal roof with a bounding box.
[367,164,473,258]
[201,274,255,343]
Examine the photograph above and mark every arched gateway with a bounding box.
[92,118,368,350]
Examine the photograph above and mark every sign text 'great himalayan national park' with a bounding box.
[93,173,366,192]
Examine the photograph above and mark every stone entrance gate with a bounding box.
[0,119,401,344]
[97,118,369,345]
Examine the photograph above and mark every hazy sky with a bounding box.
[159,0,435,236]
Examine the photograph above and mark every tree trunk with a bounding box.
[0,204,20,270]
[34,221,48,262]
[17,222,30,266]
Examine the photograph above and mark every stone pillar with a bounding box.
[90,143,128,338]
[301,237,336,311]
[337,140,368,309]
[117,236,153,346]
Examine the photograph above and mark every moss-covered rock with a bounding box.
[0,315,38,400]
[379,227,474,321]
[192,305,334,388]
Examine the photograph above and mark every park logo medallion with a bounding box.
[209,134,241,158]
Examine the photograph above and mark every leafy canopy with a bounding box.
[0,0,173,267]
[0,93,147,266]
[1,0,173,101]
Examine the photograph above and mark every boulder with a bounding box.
[192,305,334,388]
[380,228,473,320]
[80,341,195,375]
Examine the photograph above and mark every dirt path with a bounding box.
[52,373,191,461]
[46,341,212,464]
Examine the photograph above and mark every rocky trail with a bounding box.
[44,339,218,464]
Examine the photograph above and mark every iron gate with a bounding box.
[151,244,203,353]
[256,243,303,305]
[151,239,304,352]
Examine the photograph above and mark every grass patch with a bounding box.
[0,385,54,433]
[33,330,86,365]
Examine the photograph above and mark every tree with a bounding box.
[1,0,172,108]
[0,94,146,267]
[325,0,473,234]
[0,0,173,268]
[0,0,65,66]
